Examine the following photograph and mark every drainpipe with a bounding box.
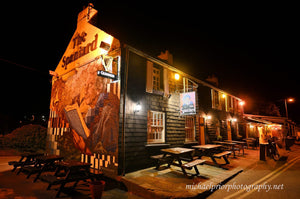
[121,46,129,176]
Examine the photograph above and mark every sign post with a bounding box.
[180,92,196,116]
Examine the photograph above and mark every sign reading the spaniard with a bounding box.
[54,6,118,80]
[180,92,196,115]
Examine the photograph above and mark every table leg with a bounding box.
[223,156,230,164]
[177,158,188,176]
[210,156,220,167]
[242,144,245,155]
[56,182,66,198]
[167,156,175,168]
[34,162,49,182]
[232,146,236,158]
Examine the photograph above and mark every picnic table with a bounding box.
[243,138,259,149]
[224,140,247,155]
[160,147,205,177]
[40,160,92,198]
[213,141,238,157]
[23,154,64,182]
[8,152,44,173]
[192,144,231,166]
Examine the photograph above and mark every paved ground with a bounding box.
[1,144,299,198]
[122,148,261,199]
[0,156,141,199]
[207,143,300,199]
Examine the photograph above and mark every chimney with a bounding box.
[158,50,173,65]
[206,74,219,87]
[77,3,98,25]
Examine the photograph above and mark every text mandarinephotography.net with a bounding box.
[186,181,284,192]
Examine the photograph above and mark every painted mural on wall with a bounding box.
[47,6,120,173]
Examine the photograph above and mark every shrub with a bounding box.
[3,124,47,153]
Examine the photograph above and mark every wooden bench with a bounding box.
[40,161,92,197]
[182,159,206,177]
[8,161,35,172]
[213,151,231,164]
[151,154,172,170]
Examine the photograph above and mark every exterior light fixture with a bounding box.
[174,73,180,80]
[284,97,295,118]
[222,94,226,98]
[239,101,245,106]
[232,118,237,122]
[134,103,142,113]
[206,115,212,120]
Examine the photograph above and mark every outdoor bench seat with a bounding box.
[8,161,34,166]
[213,151,231,164]
[213,151,231,158]
[8,161,19,165]
[150,154,171,159]
[182,159,206,177]
[40,173,92,197]
[151,154,172,170]
[180,156,199,162]
[182,159,206,169]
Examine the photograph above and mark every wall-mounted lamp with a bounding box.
[174,73,180,80]
[134,103,142,113]
[239,101,245,106]
[229,118,237,122]
[206,115,212,120]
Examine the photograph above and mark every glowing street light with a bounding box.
[285,97,295,118]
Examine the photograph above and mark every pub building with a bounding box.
[47,5,245,177]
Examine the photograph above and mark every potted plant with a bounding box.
[89,180,105,199]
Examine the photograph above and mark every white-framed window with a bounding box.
[146,61,169,97]
[147,110,165,143]
[183,77,197,92]
[185,116,195,142]
[211,89,220,110]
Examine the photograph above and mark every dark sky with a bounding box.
[1,1,299,123]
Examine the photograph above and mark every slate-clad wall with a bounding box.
[118,50,189,172]
[118,48,245,173]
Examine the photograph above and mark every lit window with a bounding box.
[147,111,165,143]
[211,89,220,110]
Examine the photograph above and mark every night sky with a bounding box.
[1,1,299,124]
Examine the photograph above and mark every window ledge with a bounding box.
[145,143,170,147]
[184,141,198,145]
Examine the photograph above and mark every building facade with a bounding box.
[46,5,245,176]
[120,46,244,173]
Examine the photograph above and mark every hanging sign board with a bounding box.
[97,70,118,80]
[180,91,196,115]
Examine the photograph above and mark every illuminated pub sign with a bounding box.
[48,5,121,176]
[180,92,196,115]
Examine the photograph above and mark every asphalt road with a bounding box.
[208,144,300,199]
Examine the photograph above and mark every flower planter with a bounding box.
[89,180,105,199]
